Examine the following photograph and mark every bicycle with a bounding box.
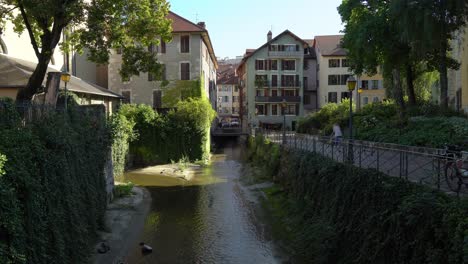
[443,144,468,193]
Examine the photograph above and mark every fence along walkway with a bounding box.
[260,130,467,196]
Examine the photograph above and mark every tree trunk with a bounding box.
[16,53,52,102]
[406,64,417,106]
[392,68,405,119]
[439,40,449,109]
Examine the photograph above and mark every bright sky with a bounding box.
[169,0,344,59]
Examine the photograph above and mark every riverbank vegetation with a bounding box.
[297,100,468,148]
[247,135,468,263]
[111,97,216,180]
[0,99,109,263]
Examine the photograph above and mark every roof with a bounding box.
[0,54,122,98]
[237,30,309,71]
[314,35,347,56]
[303,39,315,48]
[168,11,218,69]
[217,64,239,85]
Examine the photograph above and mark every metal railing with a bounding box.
[258,129,468,196]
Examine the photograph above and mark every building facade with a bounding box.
[216,63,240,124]
[448,25,468,112]
[108,12,218,109]
[314,35,385,108]
[238,30,311,130]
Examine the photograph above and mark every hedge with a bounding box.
[0,101,109,263]
[248,136,468,263]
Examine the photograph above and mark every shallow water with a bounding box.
[123,143,283,264]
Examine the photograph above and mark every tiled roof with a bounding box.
[167,11,206,32]
[217,63,239,85]
[314,35,347,56]
[303,39,315,48]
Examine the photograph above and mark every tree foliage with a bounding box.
[0,0,172,101]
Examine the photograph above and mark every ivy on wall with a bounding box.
[248,136,468,263]
[0,100,109,263]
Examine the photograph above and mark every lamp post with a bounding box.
[346,76,357,163]
[281,99,287,145]
[61,72,71,111]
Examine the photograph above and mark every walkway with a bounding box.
[261,130,467,196]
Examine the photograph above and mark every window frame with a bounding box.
[180,62,191,80]
[180,35,190,53]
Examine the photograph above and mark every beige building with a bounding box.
[314,35,385,108]
[216,63,240,124]
[108,12,218,109]
[448,25,468,112]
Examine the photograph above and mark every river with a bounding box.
[122,142,286,264]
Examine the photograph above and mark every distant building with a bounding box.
[216,63,240,124]
[237,30,315,131]
[448,25,468,112]
[314,35,385,108]
[108,11,218,110]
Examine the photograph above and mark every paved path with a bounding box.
[263,131,467,196]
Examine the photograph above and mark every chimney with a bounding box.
[267,31,272,42]
[197,22,206,29]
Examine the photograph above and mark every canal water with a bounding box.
[123,142,285,264]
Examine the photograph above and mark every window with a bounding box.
[341,59,350,67]
[373,97,379,103]
[303,77,308,90]
[222,96,229,103]
[161,39,166,54]
[271,75,278,87]
[328,75,340,85]
[282,60,296,71]
[281,75,299,87]
[122,91,131,104]
[180,63,190,80]
[148,44,156,54]
[340,74,351,85]
[255,59,266,70]
[304,60,309,70]
[148,72,154,82]
[341,92,350,101]
[329,59,340,68]
[284,105,296,115]
[372,80,379,90]
[272,90,278,97]
[255,74,268,87]
[269,44,279,51]
[284,44,299,52]
[234,86,239,92]
[153,90,162,109]
[116,47,123,54]
[304,94,311,105]
[233,96,239,102]
[256,104,265,115]
[180,35,190,53]
[161,65,166,81]
[361,80,369,89]
[284,90,295,96]
[256,89,265,96]
[270,60,278,70]
[272,104,278,116]
[363,97,369,105]
[232,107,239,114]
[328,92,338,103]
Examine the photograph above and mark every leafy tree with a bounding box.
[0,0,172,102]
[338,0,408,116]
[390,0,468,109]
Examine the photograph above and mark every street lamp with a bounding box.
[281,99,287,145]
[346,76,357,163]
[61,72,71,111]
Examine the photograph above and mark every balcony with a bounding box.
[280,81,301,88]
[255,96,301,103]
[268,51,303,57]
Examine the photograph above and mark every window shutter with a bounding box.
[281,60,285,71]
[255,60,258,70]
[295,75,299,86]
[162,65,167,81]
[296,44,299,51]
[161,39,166,53]
[148,72,153,82]
[153,90,162,109]
[378,80,383,89]
[296,104,299,116]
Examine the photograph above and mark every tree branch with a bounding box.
[18,3,40,59]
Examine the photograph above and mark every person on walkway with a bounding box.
[331,123,343,144]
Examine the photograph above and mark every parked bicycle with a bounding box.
[443,144,468,193]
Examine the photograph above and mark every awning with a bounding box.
[0,54,122,99]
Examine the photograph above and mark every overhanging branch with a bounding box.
[18,3,40,59]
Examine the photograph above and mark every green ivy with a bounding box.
[0,101,109,263]
[249,137,468,263]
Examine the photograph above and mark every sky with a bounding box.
[169,0,345,59]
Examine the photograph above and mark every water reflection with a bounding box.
[123,144,281,264]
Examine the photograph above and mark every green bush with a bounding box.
[249,138,468,263]
[0,102,109,263]
[297,99,353,135]
[116,98,216,167]
[114,182,135,198]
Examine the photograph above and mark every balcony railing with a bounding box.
[280,81,301,88]
[255,96,301,103]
